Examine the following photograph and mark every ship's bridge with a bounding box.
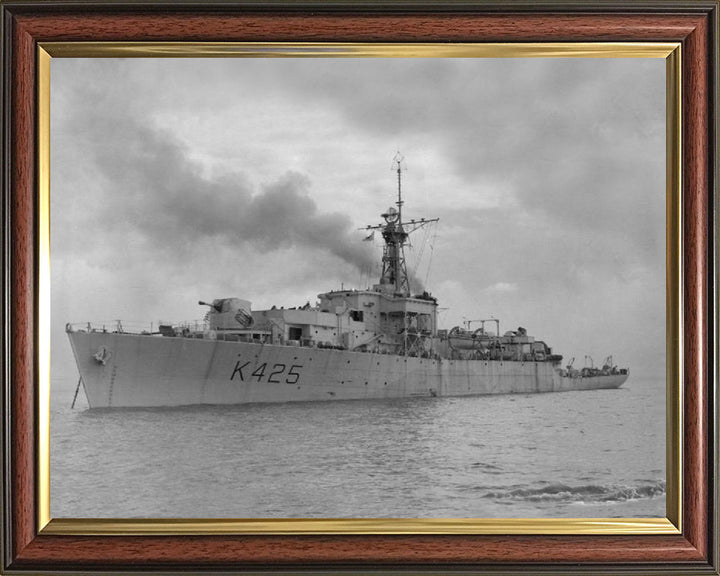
[318,288,438,355]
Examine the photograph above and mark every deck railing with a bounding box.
[65,320,208,334]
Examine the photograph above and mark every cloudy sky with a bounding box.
[50,56,666,395]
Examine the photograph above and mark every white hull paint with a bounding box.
[68,331,627,409]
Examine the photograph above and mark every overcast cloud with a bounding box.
[50,56,666,393]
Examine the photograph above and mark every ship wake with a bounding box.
[481,480,666,504]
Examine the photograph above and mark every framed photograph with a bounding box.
[1,1,717,574]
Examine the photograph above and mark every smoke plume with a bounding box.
[72,108,374,274]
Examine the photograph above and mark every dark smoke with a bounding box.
[73,105,374,274]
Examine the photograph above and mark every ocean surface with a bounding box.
[50,376,665,519]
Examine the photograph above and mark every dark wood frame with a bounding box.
[1,1,717,574]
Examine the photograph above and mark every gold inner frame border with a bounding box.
[36,41,682,536]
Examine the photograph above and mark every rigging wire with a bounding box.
[425,225,439,288]
[409,221,437,290]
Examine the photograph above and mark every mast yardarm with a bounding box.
[363,153,438,296]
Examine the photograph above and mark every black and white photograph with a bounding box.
[50,55,666,519]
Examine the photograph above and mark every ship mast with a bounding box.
[381,153,410,295]
[363,153,438,297]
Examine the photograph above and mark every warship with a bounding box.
[67,156,628,408]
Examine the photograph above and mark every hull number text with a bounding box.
[230,359,303,384]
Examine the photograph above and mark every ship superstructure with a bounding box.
[67,155,628,408]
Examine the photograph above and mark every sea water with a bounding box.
[50,377,665,518]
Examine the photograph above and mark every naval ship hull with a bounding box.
[68,331,627,409]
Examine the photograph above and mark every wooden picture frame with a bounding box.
[1,1,717,573]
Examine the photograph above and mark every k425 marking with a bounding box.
[230,359,303,384]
